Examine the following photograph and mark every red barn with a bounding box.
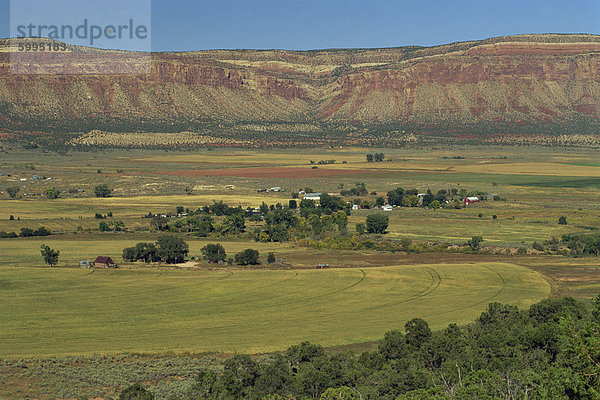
[464,196,479,206]
[94,256,117,268]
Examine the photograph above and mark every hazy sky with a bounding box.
[1,0,599,51]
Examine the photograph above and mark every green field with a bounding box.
[0,262,549,358]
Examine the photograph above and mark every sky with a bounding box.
[1,0,599,51]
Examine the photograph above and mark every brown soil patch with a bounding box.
[157,167,384,178]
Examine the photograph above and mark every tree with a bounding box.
[45,187,59,199]
[467,235,483,251]
[387,187,404,206]
[119,383,155,400]
[405,318,432,348]
[40,244,60,267]
[235,249,260,265]
[224,214,246,235]
[366,154,374,162]
[288,199,297,209]
[201,243,227,263]
[375,196,385,207]
[366,214,389,234]
[379,330,408,360]
[99,221,111,232]
[267,252,276,264]
[374,152,385,162]
[94,184,112,198]
[156,235,189,264]
[5,186,19,199]
[558,216,568,225]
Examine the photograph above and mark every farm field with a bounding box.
[0,143,599,362]
[0,262,549,358]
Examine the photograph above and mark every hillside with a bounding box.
[2,34,600,140]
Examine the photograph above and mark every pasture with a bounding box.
[0,262,549,358]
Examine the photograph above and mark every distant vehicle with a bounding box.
[315,263,330,269]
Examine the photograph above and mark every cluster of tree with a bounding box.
[200,243,263,266]
[122,236,189,264]
[340,182,368,197]
[94,212,113,219]
[561,233,600,256]
[122,295,600,399]
[0,226,51,239]
[99,220,125,232]
[366,153,385,162]
[387,187,471,209]
[310,159,336,165]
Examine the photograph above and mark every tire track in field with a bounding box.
[115,271,301,313]
[217,270,233,280]
[223,269,367,312]
[361,266,442,312]
[189,269,367,317]
[422,264,507,319]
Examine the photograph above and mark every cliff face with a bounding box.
[1,34,600,136]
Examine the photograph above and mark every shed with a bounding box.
[79,260,92,268]
[94,256,117,268]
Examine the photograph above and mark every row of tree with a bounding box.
[0,226,51,239]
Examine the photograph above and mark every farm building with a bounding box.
[303,193,321,201]
[382,205,393,211]
[94,256,117,268]
[79,260,92,268]
[464,196,480,206]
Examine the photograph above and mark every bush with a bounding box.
[558,216,568,225]
[267,252,276,264]
[45,187,59,199]
[119,383,155,400]
[533,241,545,251]
[355,223,365,235]
[5,185,19,199]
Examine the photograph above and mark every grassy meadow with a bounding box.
[0,262,549,358]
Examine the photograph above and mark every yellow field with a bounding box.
[0,262,550,357]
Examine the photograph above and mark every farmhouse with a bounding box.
[94,256,117,268]
[464,196,479,206]
[303,193,321,201]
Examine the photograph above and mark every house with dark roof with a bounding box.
[94,256,117,268]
